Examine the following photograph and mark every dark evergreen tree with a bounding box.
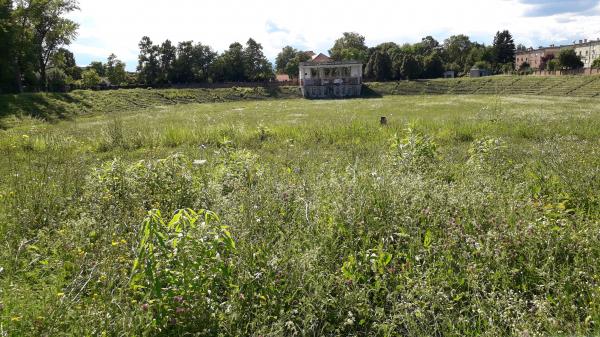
[493,30,516,65]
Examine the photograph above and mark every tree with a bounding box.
[365,50,392,81]
[422,52,444,79]
[17,0,79,91]
[329,32,369,63]
[275,46,311,79]
[275,46,297,74]
[547,59,559,71]
[558,48,584,69]
[243,38,274,81]
[137,36,160,85]
[443,35,473,73]
[284,52,310,80]
[219,42,245,82]
[414,36,440,56]
[493,30,516,65]
[88,61,105,76]
[52,47,79,80]
[46,67,66,91]
[400,54,422,80]
[0,0,18,93]
[159,39,176,83]
[106,53,126,85]
[81,68,100,88]
[592,58,600,69]
[170,41,216,83]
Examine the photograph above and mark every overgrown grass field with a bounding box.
[1,93,600,336]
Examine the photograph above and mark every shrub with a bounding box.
[130,209,236,333]
[390,125,437,169]
[82,69,101,89]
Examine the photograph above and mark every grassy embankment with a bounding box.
[0,80,600,335]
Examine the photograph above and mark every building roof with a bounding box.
[311,53,332,63]
[300,53,362,67]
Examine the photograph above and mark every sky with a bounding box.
[68,0,600,70]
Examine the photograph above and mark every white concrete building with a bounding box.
[573,39,600,68]
[299,53,363,98]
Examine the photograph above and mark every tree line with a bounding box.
[134,37,274,86]
[0,0,79,93]
[275,31,518,81]
[0,0,593,94]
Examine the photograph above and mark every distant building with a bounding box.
[469,68,490,77]
[515,46,560,70]
[443,71,455,78]
[573,39,600,68]
[299,53,363,98]
[276,74,291,82]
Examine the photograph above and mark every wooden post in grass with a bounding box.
[380,116,388,126]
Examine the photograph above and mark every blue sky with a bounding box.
[68,0,600,70]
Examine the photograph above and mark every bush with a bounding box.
[82,69,101,89]
[130,209,236,333]
[46,68,69,92]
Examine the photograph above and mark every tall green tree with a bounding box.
[220,42,245,82]
[243,38,274,81]
[414,36,440,56]
[0,0,18,93]
[159,39,176,83]
[365,50,392,81]
[400,54,422,80]
[106,53,126,85]
[286,52,310,80]
[275,46,297,74]
[171,41,216,83]
[137,36,160,85]
[275,46,310,79]
[88,61,104,76]
[443,35,472,73]
[329,32,369,63]
[53,47,78,77]
[15,0,79,90]
[492,30,516,66]
[422,52,444,79]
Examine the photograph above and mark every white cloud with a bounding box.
[68,0,600,69]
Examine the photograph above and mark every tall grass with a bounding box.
[0,94,599,336]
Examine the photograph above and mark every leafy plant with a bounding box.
[130,209,236,332]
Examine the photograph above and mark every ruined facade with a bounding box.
[299,53,363,99]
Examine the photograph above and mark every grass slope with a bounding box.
[1,95,600,336]
[2,76,600,129]
[368,75,600,97]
